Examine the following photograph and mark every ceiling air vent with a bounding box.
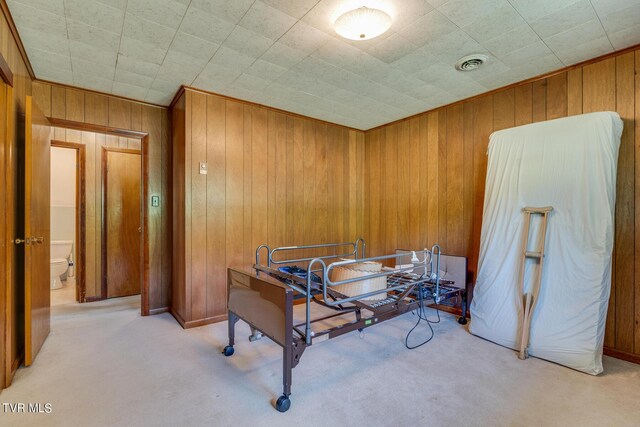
[455,54,488,71]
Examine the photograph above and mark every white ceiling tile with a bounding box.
[209,46,257,72]
[233,73,273,92]
[278,20,333,54]
[423,29,489,65]
[178,6,235,44]
[38,67,73,84]
[239,1,298,40]
[8,1,67,37]
[367,33,420,64]
[499,40,555,67]
[390,49,439,74]
[395,10,458,46]
[462,3,525,43]
[591,0,640,16]
[95,0,128,11]
[150,77,182,93]
[145,89,174,105]
[244,59,289,81]
[122,13,176,49]
[64,0,125,33]
[438,0,503,27]
[544,19,610,53]
[119,37,168,64]
[114,68,154,88]
[508,0,582,22]
[28,47,72,71]
[189,0,255,24]
[482,24,541,58]
[112,81,149,100]
[198,62,244,87]
[553,36,614,65]
[127,0,188,29]
[261,0,320,19]
[20,29,70,55]
[607,22,640,50]
[169,32,219,66]
[10,0,65,15]
[528,0,597,39]
[223,26,274,58]
[599,3,640,34]
[66,19,120,52]
[391,0,435,29]
[116,54,161,78]
[74,73,114,92]
[72,57,116,80]
[261,42,309,68]
[69,40,117,66]
[155,60,203,84]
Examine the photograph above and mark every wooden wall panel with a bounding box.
[363,46,640,363]
[32,81,171,313]
[172,88,366,326]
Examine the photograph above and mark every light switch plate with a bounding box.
[199,162,208,175]
[152,195,160,207]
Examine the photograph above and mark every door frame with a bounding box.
[100,146,142,300]
[50,140,86,303]
[46,118,151,315]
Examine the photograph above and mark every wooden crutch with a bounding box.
[518,206,553,360]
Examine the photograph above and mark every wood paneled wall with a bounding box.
[363,47,640,362]
[172,88,365,327]
[50,127,140,301]
[0,2,33,387]
[32,82,172,313]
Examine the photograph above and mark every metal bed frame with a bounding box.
[223,239,468,412]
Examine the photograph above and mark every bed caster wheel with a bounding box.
[275,395,291,412]
[222,346,234,357]
[458,317,468,325]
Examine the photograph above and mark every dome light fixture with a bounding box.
[333,6,392,41]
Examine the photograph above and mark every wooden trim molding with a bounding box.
[48,117,148,139]
[0,53,12,86]
[170,308,227,329]
[50,140,86,303]
[604,347,640,365]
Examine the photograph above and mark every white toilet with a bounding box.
[50,240,73,290]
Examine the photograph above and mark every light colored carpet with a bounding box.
[2,296,640,426]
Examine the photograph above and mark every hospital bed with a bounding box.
[223,239,468,412]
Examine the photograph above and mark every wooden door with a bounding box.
[24,96,52,366]
[0,79,7,385]
[103,149,141,298]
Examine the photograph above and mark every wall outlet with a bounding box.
[152,195,160,207]
[199,162,208,175]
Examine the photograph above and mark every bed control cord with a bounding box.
[405,281,441,350]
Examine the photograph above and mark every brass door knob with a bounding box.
[13,238,28,245]
[30,237,44,244]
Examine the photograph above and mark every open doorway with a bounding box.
[48,127,143,304]
[49,141,85,306]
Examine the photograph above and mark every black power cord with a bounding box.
[405,279,441,350]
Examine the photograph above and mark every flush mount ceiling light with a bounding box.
[333,6,392,40]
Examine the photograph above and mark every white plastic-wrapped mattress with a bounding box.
[470,112,623,375]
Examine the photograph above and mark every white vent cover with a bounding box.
[455,54,488,71]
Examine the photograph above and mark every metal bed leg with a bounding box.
[458,288,468,325]
[223,312,239,356]
[355,309,363,332]
[276,345,292,412]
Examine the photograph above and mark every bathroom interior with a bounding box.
[50,145,77,306]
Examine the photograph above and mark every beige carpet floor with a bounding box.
[1,296,639,426]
